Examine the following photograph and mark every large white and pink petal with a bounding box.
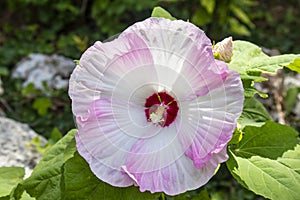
[121,18,227,100]
[178,70,244,168]
[124,124,184,173]
[76,97,162,186]
[69,32,154,121]
[123,145,229,195]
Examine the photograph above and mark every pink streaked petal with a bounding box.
[75,108,136,186]
[124,123,185,173]
[76,98,160,186]
[182,121,234,169]
[69,32,154,120]
[121,18,228,100]
[121,17,211,61]
[177,46,229,100]
[123,146,228,196]
[178,70,244,168]
[109,65,159,105]
[214,59,229,80]
[76,133,134,187]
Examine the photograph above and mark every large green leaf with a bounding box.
[230,97,272,145]
[0,167,24,199]
[23,129,77,200]
[227,121,300,199]
[63,152,161,200]
[229,151,300,200]
[229,40,300,98]
[232,121,299,159]
[229,41,300,79]
[238,97,272,128]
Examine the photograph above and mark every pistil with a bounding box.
[149,105,166,124]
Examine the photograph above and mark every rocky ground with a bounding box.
[0,117,47,178]
[0,53,74,177]
[258,71,300,127]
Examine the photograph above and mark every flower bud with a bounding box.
[213,36,233,62]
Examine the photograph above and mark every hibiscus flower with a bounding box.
[69,17,244,195]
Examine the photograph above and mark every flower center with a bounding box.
[144,92,179,127]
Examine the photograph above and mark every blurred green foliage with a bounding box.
[2,78,74,138]
[191,0,255,38]
[249,0,300,53]
[1,0,299,70]
[91,0,156,36]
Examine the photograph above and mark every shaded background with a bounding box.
[0,0,299,199]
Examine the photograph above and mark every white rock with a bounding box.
[0,117,47,178]
[12,53,75,91]
[295,94,300,118]
[284,74,300,88]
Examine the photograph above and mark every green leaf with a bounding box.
[238,97,272,128]
[227,121,300,199]
[151,6,176,20]
[74,60,79,65]
[244,87,268,98]
[230,5,254,28]
[63,152,160,200]
[243,87,268,98]
[232,121,299,159]
[63,133,77,163]
[23,129,77,200]
[226,150,248,189]
[228,127,243,145]
[191,7,211,26]
[0,67,9,76]
[8,183,34,200]
[201,0,215,14]
[193,189,210,200]
[20,192,34,200]
[285,87,300,115]
[241,75,267,98]
[0,167,24,198]
[48,127,63,144]
[32,97,52,116]
[228,152,300,200]
[229,40,300,98]
[277,144,300,173]
[228,18,251,36]
[21,83,41,97]
[229,41,300,79]
[286,58,300,73]
[26,136,50,155]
